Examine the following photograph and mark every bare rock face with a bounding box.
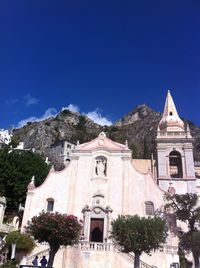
[11,106,200,164]
[12,109,102,155]
[115,104,159,126]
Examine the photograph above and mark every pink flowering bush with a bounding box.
[26,212,82,266]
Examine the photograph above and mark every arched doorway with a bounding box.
[169,151,183,178]
[89,218,104,242]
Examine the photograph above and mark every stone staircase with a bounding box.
[22,241,178,268]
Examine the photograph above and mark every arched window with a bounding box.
[169,151,183,178]
[95,156,107,177]
[145,201,154,216]
[47,198,54,212]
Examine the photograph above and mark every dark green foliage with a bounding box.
[6,231,35,253]
[60,109,72,116]
[165,193,200,231]
[0,260,18,268]
[165,193,200,268]
[178,247,193,268]
[112,215,167,268]
[129,143,139,158]
[26,211,82,266]
[143,137,150,159]
[76,115,86,130]
[71,130,86,144]
[9,136,20,148]
[0,149,50,211]
[110,126,118,132]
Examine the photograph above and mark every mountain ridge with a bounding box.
[10,105,200,164]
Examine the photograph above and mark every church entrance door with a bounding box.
[90,218,104,242]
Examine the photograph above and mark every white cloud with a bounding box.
[17,108,57,128]
[85,110,112,126]
[24,94,39,106]
[61,104,80,113]
[16,104,113,129]
[61,104,112,126]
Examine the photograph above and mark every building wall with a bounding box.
[22,148,164,231]
[50,141,76,162]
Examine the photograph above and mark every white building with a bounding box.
[21,91,197,268]
[50,140,76,163]
[0,129,12,146]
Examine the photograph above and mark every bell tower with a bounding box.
[156,90,196,193]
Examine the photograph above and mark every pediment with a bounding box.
[76,132,128,151]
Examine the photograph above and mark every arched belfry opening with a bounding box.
[156,91,195,192]
[169,151,183,178]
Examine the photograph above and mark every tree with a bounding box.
[5,231,35,263]
[26,211,82,267]
[111,215,167,268]
[165,193,200,268]
[0,149,50,210]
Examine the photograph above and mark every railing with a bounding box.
[157,131,187,138]
[24,241,175,268]
[26,248,50,265]
[77,242,155,268]
[19,264,53,268]
[141,259,157,268]
[0,223,14,233]
[77,241,114,251]
[160,245,178,255]
[117,250,156,268]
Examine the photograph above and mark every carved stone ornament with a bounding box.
[93,207,102,214]
[98,139,105,146]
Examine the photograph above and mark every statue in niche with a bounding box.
[96,158,106,176]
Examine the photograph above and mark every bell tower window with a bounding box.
[169,151,183,178]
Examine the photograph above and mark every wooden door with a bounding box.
[90,218,104,242]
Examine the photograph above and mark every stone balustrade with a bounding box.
[77,241,114,251]
[0,223,14,234]
[160,245,178,255]
[23,241,177,268]
[77,241,156,268]
[25,248,50,265]
[157,131,187,138]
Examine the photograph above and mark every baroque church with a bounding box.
[21,91,198,268]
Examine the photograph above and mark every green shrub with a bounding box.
[0,260,18,268]
[76,116,86,130]
[6,231,35,262]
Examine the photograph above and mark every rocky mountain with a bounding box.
[11,105,200,165]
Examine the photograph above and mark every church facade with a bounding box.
[21,91,197,268]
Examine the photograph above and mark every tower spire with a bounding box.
[158,90,184,131]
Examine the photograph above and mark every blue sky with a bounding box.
[0,0,199,129]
